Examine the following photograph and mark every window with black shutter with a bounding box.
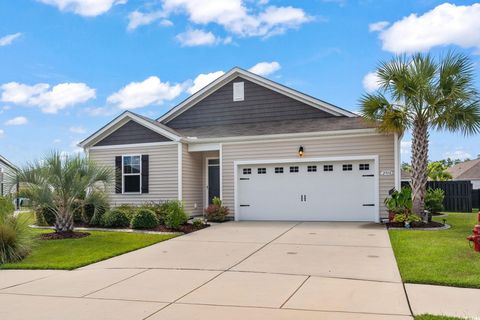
[122,155,141,193]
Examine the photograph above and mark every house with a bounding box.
[447,159,480,189]
[79,68,401,222]
[0,154,17,198]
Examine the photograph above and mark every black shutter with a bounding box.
[141,155,149,194]
[115,156,122,194]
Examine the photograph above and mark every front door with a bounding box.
[207,158,220,204]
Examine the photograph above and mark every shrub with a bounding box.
[131,209,158,229]
[425,188,445,214]
[393,213,422,223]
[164,201,188,229]
[192,218,205,228]
[0,197,15,216]
[116,204,137,220]
[0,206,33,263]
[140,202,168,224]
[102,209,130,228]
[204,197,229,222]
[384,187,412,215]
[34,207,56,226]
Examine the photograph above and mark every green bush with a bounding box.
[384,187,413,215]
[204,197,229,222]
[0,197,15,216]
[192,218,205,228]
[140,202,168,224]
[0,205,33,264]
[116,204,137,220]
[34,207,56,226]
[393,213,422,223]
[102,209,130,228]
[425,188,445,214]
[163,201,188,229]
[131,209,158,229]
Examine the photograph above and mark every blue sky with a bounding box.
[0,0,479,165]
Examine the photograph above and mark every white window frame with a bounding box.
[122,154,142,194]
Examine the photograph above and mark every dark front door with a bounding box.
[208,158,220,204]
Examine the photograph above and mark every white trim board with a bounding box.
[233,155,380,223]
[88,141,178,150]
[178,143,183,201]
[158,67,355,124]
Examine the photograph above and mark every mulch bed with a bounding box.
[386,221,445,229]
[150,223,210,234]
[39,231,90,240]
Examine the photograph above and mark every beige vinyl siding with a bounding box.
[0,162,16,197]
[221,134,395,218]
[182,143,203,215]
[89,143,178,206]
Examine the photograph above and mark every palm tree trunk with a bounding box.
[54,209,74,232]
[411,120,429,220]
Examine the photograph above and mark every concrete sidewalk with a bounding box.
[0,221,413,320]
[406,283,480,319]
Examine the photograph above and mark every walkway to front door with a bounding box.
[0,222,412,319]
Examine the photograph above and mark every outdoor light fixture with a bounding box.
[298,146,304,157]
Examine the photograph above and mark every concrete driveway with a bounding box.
[0,222,412,319]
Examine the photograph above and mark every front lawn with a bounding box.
[389,211,480,288]
[0,228,176,270]
[415,315,465,320]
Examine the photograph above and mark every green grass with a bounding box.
[415,315,466,320]
[389,211,480,288]
[0,228,176,270]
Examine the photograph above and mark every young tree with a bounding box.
[16,151,113,232]
[360,52,480,218]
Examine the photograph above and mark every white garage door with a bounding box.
[237,160,376,221]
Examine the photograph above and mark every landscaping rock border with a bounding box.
[387,223,451,231]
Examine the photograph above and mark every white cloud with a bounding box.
[69,126,86,134]
[248,61,281,76]
[5,116,28,126]
[130,1,312,38]
[444,150,472,161]
[368,21,389,32]
[84,106,116,117]
[372,3,480,53]
[176,29,218,47]
[53,138,61,144]
[0,129,4,138]
[187,71,225,94]
[127,10,166,31]
[107,76,183,109]
[362,72,381,92]
[0,33,22,47]
[159,19,174,27]
[0,82,96,114]
[37,0,126,17]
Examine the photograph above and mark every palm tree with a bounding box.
[17,151,113,232]
[360,52,480,218]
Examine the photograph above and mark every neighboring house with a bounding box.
[401,169,411,184]
[447,159,480,189]
[0,155,17,198]
[79,68,401,222]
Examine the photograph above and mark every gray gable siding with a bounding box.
[165,76,339,129]
[94,120,171,146]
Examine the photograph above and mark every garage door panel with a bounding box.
[237,160,376,221]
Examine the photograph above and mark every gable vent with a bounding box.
[233,81,244,101]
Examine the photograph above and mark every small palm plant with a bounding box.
[360,52,480,218]
[17,151,113,233]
